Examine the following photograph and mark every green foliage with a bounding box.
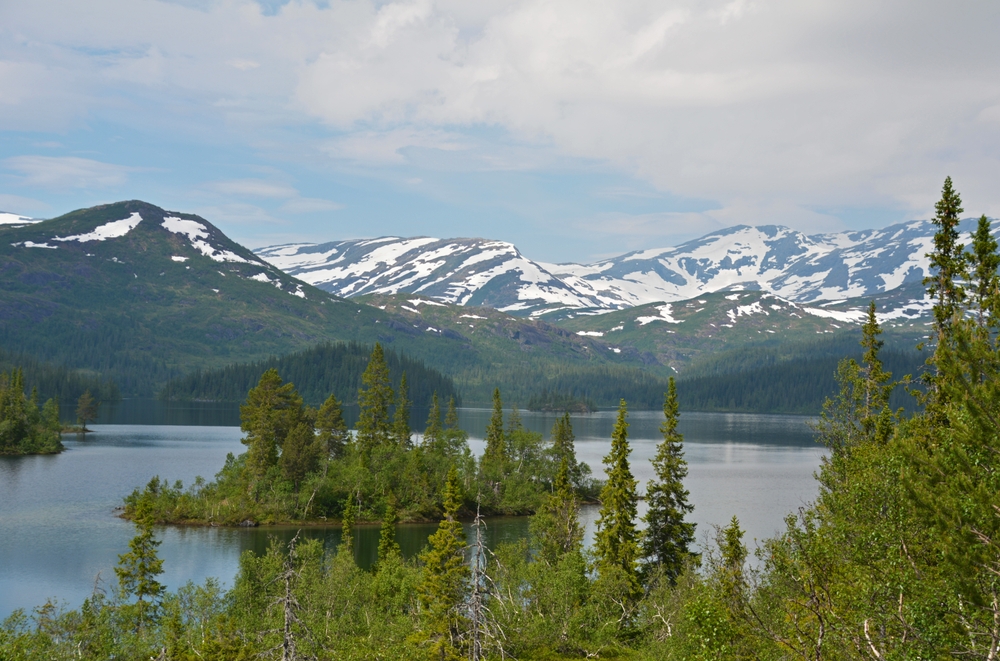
[75,389,99,431]
[530,459,583,566]
[316,392,348,459]
[239,368,306,492]
[641,378,696,584]
[0,368,63,455]
[416,468,469,659]
[527,389,596,412]
[356,343,394,456]
[115,500,166,633]
[393,372,412,448]
[594,399,640,603]
[925,175,968,339]
[161,340,459,409]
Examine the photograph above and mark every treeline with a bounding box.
[131,343,597,526]
[0,368,63,455]
[526,389,596,412]
[0,349,119,405]
[159,341,459,408]
[459,362,672,408]
[0,318,179,397]
[678,348,925,413]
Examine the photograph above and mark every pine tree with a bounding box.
[483,388,505,464]
[115,502,165,633]
[967,214,1000,327]
[925,176,968,344]
[240,369,304,493]
[479,388,507,501]
[356,343,394,457]
[76,388,98,432]
[376,497,401,570]
[594,399,640,596]
[444,396,460,431]
[549,411,590,492]
[392,372,412,448]
[424,391,443,448]
[279,421,320,492]
[530,458,583,566]
[641,378,696,584]
[417,467,469,660]
[316,393,349,459]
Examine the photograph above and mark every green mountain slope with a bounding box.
[0,201,667,404]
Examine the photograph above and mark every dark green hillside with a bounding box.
[0,201,666,402]
[0,349,119,405]
[159,341,459,407]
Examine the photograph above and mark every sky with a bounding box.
[1,0,999,263]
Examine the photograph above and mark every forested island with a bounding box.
[0,368,63,455]
[4,178,1000,659]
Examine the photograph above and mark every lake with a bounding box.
[0,404,825,618]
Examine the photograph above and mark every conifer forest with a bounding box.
[4,178,1000,659]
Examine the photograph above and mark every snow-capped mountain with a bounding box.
[258,218,985,318]
[0,212,40,227]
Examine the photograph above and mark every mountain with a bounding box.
[0,212,40,227]
[257,219,984,319]
[0,201,668,403]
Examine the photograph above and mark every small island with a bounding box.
[125,343,598,526]
[526,389,597,413]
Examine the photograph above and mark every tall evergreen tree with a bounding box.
[641,378,696,584]
[279,421,320,492]
[594,399,640,596]
[76,388,98,432]
[417,467,469,659]
[925,176,968,344]
[316,393,349,459]
[968,214,1000,327]
[356,343,394,456]
[444,396,460,431]
[529,458,583,566]
[376,496,401,570]
[115,501,165,633]
[240,369,304,493]
[393,372,412,448]
[483,388,506,465]
[340,496,356,556]
[549,411,591,492]
[424,391,443,448]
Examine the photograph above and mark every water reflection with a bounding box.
[1,409,823,619]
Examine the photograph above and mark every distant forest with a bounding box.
[0,349,119,405]
[158,341,460,408]
[676,332,926,414]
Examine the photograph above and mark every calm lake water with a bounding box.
[0,403,825,618]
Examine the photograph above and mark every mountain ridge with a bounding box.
[257,219,987,319]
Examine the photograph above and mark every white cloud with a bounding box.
[4,156,133,189]
[2,0,1000,230]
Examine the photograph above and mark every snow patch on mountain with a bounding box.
[0,212,39,226]
[162,216,252,264]
[54,212,143,243]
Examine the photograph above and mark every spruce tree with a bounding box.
[279,421,320,492]
[594,399,640,596]
[925,176,968,344]
[356,343,394,456]
[444,396,460,431]
[392,372,412,448]
[115,502,165,633]
[641,378,696,584]
[417,467,469,659]
[968,214,1000,327]
[76,388,98,432]
[240,369,304,493]
[483,388,506,464]
[480,388,507,501]
[529,458,583,566]
[424,391,443,448]
[376,496,401,570]
[316,393,349,459]
[550,411,590,492]
[340,496,356,556]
